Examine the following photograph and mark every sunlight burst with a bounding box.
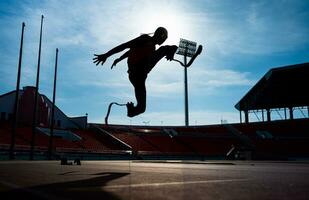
[131,3,192,45]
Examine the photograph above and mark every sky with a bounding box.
[0,0,308,126]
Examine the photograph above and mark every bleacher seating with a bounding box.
[232,119,309,138]
[231,119,309,157]
[0,123,11,145]
[1,118,308,159]
[110,130,157,151]
[0,125,124,153]
[102,125,237,156]
[74,129,126,152]
[139,134,189,153]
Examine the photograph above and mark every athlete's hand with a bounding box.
[111,58,120,69]
[93,54,107,66]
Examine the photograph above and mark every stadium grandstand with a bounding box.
[0,63,309,161]
[235,62,309,123]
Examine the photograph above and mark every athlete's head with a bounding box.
[153,27,168,45]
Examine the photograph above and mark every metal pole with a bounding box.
[267,109,271,122]
[239,111,242,123]
[48,48,58,160]
[9,22,25,160]
[245,111,249,123]
[184,51,189,126]
[30,15,44,160]
[289,107,293,120]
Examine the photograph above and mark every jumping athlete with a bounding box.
[93,27,178,118]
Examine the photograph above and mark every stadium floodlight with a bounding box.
[176,38,198,126]
[176,38,197,57]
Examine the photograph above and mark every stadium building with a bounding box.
[0,86,87,129]
[0,63,308,160]
[235,62,309,123]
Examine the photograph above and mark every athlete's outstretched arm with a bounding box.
[93,42,129,66]
[93,35,146,66]
[111,50,129,69]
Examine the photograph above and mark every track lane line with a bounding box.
[104,178,250,189]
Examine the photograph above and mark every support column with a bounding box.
[284,108,287,120]
[245,111,249,123]
[289,107,294,120]
[266,109,271,122]
[239,111,242,123]
[262,109,264,122]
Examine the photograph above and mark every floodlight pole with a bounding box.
[9,22,25,160]
[184,50,189,126]
[30,15,44,160]
[48,48,59,160]
[177,38,198,127]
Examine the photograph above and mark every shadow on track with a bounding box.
[2,172,130,200]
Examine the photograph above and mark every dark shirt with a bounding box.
[127,34,156,74]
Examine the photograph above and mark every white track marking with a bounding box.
[104,178,250,189]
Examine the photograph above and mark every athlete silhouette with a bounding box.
[93,27,178,118]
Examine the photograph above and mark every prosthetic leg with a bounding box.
[105,102,126,125]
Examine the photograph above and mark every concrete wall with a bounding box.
[0,87,84,129]
[69,116,87,129]
[42,95,79,129]
[0,91,18,120]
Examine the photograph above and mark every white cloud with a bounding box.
[186,2,309,56]
[4,0,301,91]
[80,61,254,98]
[52,34,86,46]
[146,64,254,97]
[190,67,254,88]
[1,0,308,125]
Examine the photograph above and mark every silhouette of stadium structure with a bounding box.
[0,62,308,160]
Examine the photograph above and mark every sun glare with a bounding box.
[132,3,191,45]
[145,13,183,44]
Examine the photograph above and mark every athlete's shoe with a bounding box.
[165,45,178,61]
[126,102,135,117]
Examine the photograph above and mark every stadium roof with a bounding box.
[235,62,309,111]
